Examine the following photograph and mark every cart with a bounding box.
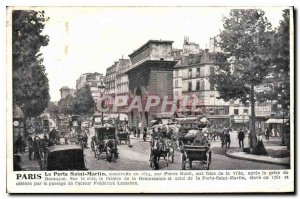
[41,144,87,171]
[91,125,118,162]
[149,139,170,170]
[180,144,211,170]
[117,131,129,144]
[69,115,82,137]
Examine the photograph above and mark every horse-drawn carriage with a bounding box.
[40,144,87,171]
[117,129,130,144]
[179,132,212,170]
[90,126,119,162]
[32,129,87,170]
[68,115,88,149]
[149,125,177,170]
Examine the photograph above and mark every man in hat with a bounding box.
[238,128,245,148]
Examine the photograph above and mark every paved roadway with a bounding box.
[84,131,288,171]
[20,130,288,171]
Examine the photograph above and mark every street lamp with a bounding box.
[98,82,106,126]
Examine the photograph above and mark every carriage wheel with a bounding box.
[106,148,112,162]
[97,148,102,160]
[171,147,175,163]
[149,153,153,167]
[181,154,186,170]
[91,141,94,151]
[94,148,97,158]
[207,151,211,170]
[154,155,159,170]
[166,153,169,167]
[189,159,193,169]
[97,153,101,160]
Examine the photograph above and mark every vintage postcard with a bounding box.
[6,6,294,193]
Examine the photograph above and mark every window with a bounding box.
[175,80,178,87]
[196,68,200,77]
[200,80,205,90]
[188,82,192,91]
[234,109,239,115]
[200,67,205,76]
[196,81,200,91]
[174,70,178,77]
[219,109,225,115]
[188,69,192,78]
[243,109,248,114]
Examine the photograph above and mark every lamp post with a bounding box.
[98,82,106,126]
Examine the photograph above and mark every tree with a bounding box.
[13,10,50,118]
[58,94,74,115]
[72,85,95,116]
[46,101,59,117]
[210,9,273,149]
[257,9,290,110]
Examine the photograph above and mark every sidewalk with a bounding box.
[225,136,290,166]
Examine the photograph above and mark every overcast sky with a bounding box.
[38,7,285,101]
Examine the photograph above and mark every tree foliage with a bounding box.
[210,9,274,149]
[211,9,273,103]
[256,9,290,110]
[57,85,95,116]
[58,94,74,115]
[13,10,50,118]
[72,85,95,116]
[46,101,59,117]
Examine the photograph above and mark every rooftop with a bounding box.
[128,39,173,58]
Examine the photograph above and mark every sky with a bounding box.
[38,7,286,101]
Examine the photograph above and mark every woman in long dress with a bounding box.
[256,133,267,155]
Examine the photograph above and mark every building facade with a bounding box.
[60,86,74,99]
[104,62,117,112]
[175,49,231,125]
[115,58,131,113]
[126,40,177,128]
[75,72,104,103]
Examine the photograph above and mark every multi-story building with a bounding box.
[104,62,117,112]
[178,50,231,125]
[59,86,74,99]
[115,58,131,113]
[172,48,183,105]
[75,72,104,103]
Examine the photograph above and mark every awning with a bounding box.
[103,113,128,121]
[199,117,208,123]
[155,112,175,119]
[234,116,249,123]
[265,119,289,124]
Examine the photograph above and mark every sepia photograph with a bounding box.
[6,5,294,193]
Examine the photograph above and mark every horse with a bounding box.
[150,137,167,170]
[165,138,178,163]
[104,139,119,162]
